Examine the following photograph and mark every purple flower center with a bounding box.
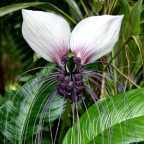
[57,56,84,102]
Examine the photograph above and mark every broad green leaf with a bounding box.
[95,116,144,144]
[0,2,47,17]
[63,88,144,144]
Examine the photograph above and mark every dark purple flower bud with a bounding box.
[64,76,71,83]
[66,86,72,92]
[73,56,81,64]
[61,55,68,64]
[56,55,86,102]
[117,83,124,92]
[74,74,82,81]
[68,81,73,87]
[75,81,83,86]
[59,83,66,89]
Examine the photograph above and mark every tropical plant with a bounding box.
[0,0,144,144]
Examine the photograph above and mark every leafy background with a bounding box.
[0,0,144,144]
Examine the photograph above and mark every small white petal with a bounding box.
[70,15,124,64]
[22,9,71,64]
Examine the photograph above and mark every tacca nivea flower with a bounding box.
[22,9,123,102]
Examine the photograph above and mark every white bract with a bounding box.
[22,9,123,65]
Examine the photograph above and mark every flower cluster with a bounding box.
[22,9,123,102]
[57,56,84,102]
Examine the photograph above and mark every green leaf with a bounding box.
[119,0,129,15]
[17,77,55,143]
[63,88,144,144]
[130,0,143,34]
[65,0,83,21]
[41,96,66,122]
[2,66,66,143]
[0,2,47,17]
[131,36,144,76]
[95,116,144,144]
[92,0,103,14]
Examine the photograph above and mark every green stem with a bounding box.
[112,49,118,94]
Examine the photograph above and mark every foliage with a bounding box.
[0,0,144,144]
[63,88,144,144]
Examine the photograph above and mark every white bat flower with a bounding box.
[22,9,123,102]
